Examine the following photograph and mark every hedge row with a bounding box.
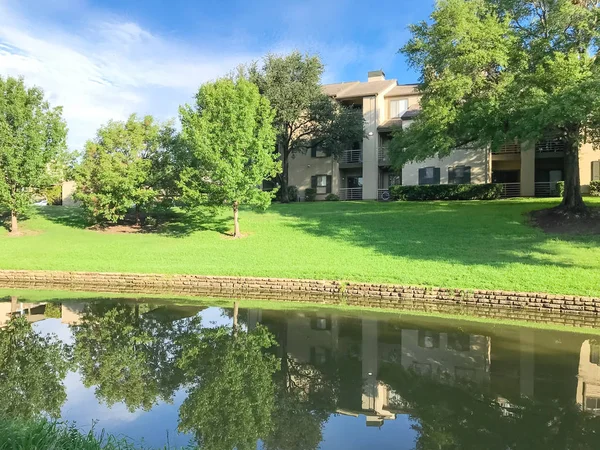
[390,183,503,201]
[590,180,600,196]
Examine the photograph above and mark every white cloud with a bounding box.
[0,3,260,150]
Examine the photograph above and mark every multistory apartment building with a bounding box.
[287,70,600,200]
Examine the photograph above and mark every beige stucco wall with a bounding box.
[580,143,599,194]
[576,340,600,411]
[287,151,340,200]
[62,181,78,206]
[362,96,379,200]
[520,143,536,196]
[401,149,489,186]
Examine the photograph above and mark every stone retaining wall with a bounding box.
[1,269,599,328]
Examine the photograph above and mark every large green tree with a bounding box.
[390,0,600,212]
[177,319,279,450]
[0,76,67,233]
[248,52,365,202]
[75,114,173,224]
[0,314,70,419]
[179,77,280,237]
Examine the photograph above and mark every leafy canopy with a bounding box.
[0,76,67,216]
[75,114,172,224]
[179,76,280,211]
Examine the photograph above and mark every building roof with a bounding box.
[335,79,398,99]
[321,81,360,97]
[401,104,421,119]
[385,84,420,97]
[377,118,404,131]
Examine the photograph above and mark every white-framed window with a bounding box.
[448,165,471,184]
[390,99,409,118]
[316,175,327,194]
[419,167,440,185]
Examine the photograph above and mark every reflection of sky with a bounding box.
[28,306,422,449]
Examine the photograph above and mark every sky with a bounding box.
[0,0,434,150]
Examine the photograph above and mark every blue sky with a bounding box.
[0,0,434,149]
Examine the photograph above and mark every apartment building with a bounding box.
[288,70,600,200]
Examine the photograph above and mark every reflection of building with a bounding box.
[0,297,49,328]
[61,302,87,325]
[577,340,600,415]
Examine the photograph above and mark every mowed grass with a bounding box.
[1,198,599,296]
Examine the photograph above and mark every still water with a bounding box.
[1,296,600,449]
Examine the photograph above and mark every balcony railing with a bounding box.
[378,147,389,163]
[339,188,363,201]
[535,181,561,197]
[536,138,566,153]
[494,142,521,154]
[340,149,362,164]
[496,182,521,198]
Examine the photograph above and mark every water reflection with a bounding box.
[1,296,600,449]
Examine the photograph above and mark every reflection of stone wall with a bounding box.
[1,269,600,327]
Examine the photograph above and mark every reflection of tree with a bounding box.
[380,364,600,450]
[178,319,279,450]
[0,316,69,419]
[71,302,195,412]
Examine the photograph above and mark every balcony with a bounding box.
[536,138,566,158]
[339,188,363,200]
[492,142,521,161]
[534,181,561,197]
[340,149,363,168]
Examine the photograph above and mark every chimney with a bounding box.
[367,70,385,82]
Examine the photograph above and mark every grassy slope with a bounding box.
[1,198,599,296]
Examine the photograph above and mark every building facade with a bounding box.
[287,70,600,200]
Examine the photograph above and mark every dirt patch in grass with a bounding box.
[4,229,43,238]
[530,207,600,235]
[88,224,146,234]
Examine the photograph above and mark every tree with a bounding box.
[177,320,279,450]
[179,77,280,237]
[248,52,365,202]
[0,315,70,419]
[71,302,193,412]
[390,0,600,213]
[75,114,172,225]
[0,76,67,233]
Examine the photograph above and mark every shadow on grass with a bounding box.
[271,199,600,270]
[36,206,231,238]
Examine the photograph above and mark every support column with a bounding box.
[362,96,378,200]
[520,142,536,196]
[362,319,378,411]
[519,329,535,398]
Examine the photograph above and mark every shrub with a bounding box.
[287,185,299,202]
[325,193,340,201]
[556,181,565,197]
[41,185,63,205]
[590,180,600,197]
[304,188,317,202]
[389,184,503,201]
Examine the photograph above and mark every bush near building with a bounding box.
[390,184,502,201]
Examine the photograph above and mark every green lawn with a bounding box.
[1,198,599,296]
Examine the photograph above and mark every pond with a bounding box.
[1,295,600,449]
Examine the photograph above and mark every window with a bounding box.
[418,167,440,185]
[311,317,330,330]
[390,99,409,118]
[448,165,471,184]
[590,341,600,365]
[311,175,332,194]
[447,333,471,352]
[310,346,331,365]
[311,147,328,158]
[593,161,600,181]
[585,397,600,413]
[388,174,402,187]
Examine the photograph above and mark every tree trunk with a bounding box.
[280,149,289,203]
[135,204,141,226]
[10,210,18,234]
[233,201,240,238]
[10,296,18,314]
[560,138,587,213]
[233,301,239,337]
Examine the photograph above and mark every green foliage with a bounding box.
[179,77,280,236]
[75,114,173,224]
[44,302,62,318]
[71,303,193,412]
[589,181,600,197]
[0,76,67,228]
[41,185,63,206]
[389,184,502,201]
[304,188,317,202]
[178,322,279,450]
[391,0,600,210]
[0,419,156,450]
[0,316,70,420]
[556,181,565,197]
[325,193,340,201]
[248,52,364,202]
